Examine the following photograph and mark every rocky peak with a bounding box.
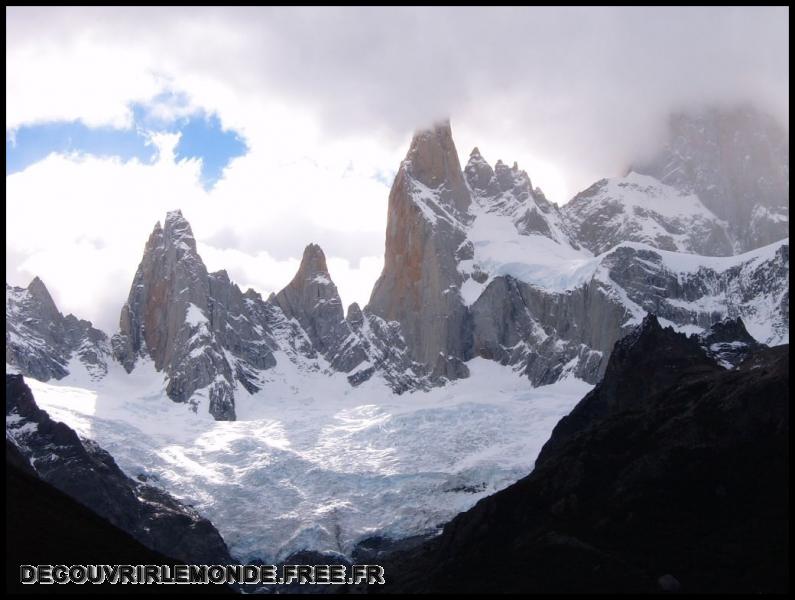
[346,302,364,328]
[698,317,765,368]
[26,276,60,320]
[112,211,234,421]
[403,119,471,216]
[163,209,197,252]
[6,278,110,382]
[464,147,496,195]
[274,243,346,357]
[368,120,472,371]
[294,243,331,281]
[494,159,532,194]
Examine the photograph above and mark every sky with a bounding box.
[5,6,789,332]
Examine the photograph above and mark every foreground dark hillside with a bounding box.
[5,448,234,594]
[380,316,789,593]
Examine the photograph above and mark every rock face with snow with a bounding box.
[563,173,733,256]
[600,240,789,346]
[6,277,110,381]
[631,106,789,253]
[465,148,578,248]
[274,244,349,360]
[6,373,232,565]
[698,317,765,368]
[112,210,238,420]
[106,210,430,420]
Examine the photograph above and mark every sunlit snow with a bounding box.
[24,357,591,563]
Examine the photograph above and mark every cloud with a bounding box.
[7,7,788,191]
[5,7,789,331]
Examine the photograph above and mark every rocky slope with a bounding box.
[380,316,789,593]
[5,373,233,565]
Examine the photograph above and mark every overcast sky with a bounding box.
[5,6,789,332]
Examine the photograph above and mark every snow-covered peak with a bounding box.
[462,148,577,249]
[563,172,733,256]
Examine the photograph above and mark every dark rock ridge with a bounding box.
[6,449,234,593]
[5,374,233,566]
[379,316,789,593]
[698,316,765,368]
[6,277,110,381]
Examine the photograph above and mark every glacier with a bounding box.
[23,354,591,563]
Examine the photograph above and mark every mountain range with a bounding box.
[4,105,790,590]
[5,106,790,421]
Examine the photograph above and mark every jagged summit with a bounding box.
[6,276,110,381]
[275,243,345,356]
[368,120,471,372]
[5,114,789,424]
[163,208,198,251]
[26,276,59,316]
[296,243,330,278]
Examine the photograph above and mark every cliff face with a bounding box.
[367,120,472,378]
